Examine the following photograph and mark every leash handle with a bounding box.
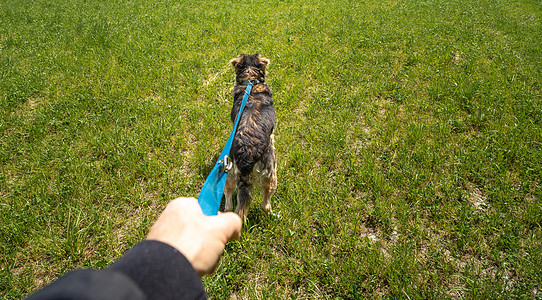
[197,80,258,215]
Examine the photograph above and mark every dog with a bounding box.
[224,54,277,221]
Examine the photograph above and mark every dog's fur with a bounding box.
[224,54,277,221]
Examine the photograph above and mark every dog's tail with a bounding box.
[231,146,258,220]
[235,155,256,177]
[231,133,261,177]
[235,173,252,220]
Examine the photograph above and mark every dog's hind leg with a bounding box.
[262,171,276,211]
[235,174,252,221]
[261,148,277,212]
[224,172,236,212]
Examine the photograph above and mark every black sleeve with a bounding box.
[109,240,206,299]
[25,240,206,300]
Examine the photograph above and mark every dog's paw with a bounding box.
[261,202,271,212]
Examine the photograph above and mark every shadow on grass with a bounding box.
[217,192,278,228]
[244,209,274,228]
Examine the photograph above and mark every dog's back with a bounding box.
[230,83,275,177]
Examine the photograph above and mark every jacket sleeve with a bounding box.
[25,240,206,300]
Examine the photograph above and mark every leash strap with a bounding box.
[197,80,259,215]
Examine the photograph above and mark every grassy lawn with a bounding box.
[1,0,541,298]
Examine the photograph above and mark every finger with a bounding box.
[212,212,242,241]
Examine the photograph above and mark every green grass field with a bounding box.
[1,0,541,298]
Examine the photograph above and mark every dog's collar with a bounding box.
[241,79,261,85]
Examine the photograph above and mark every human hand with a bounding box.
[147,197,242,276]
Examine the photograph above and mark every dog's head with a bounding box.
[230,54,270,84]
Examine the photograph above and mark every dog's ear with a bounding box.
[256,54,270,68]
[230,55,244,68]
[259,56,270,68]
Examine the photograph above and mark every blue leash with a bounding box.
[197,79,259,215]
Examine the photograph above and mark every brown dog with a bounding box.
[224,54,277,221]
